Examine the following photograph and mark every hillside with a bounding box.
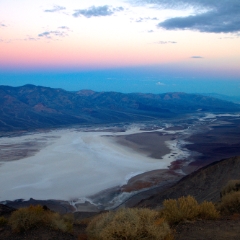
[1,84,240,132]
[135,156,240,208]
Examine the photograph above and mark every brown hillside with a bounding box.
[136,156,240,208]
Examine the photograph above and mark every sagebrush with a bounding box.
[221,180,240,197]
[9,205,73,233]
[86,208,172,240]
[160,195,219,225]
[219,191,240,214]
[198,201,220,220]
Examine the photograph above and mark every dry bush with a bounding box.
[221,180,240,197]
[219,191,240,215]
[198,201,220,220]
[160,196,219,225]
[9,205,73,233]
[86,208,172,240]
[76,216,95,225]
[0,216,8,226]
[50,212,74,233]
[160,196,200,225]
[9,205,48,232]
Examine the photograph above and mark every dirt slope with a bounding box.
[136,156,240,208]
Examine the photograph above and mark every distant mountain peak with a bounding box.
[77,89,96,96]
[22,84,36,87]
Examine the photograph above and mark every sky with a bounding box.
[0,0,240,95]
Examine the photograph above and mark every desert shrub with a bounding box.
[76,216,94,225]
[50,212,74,233]
[198,201,220,219]
[221,180,240,197]
[160,196,219,225]
[9,205,73,233]
[9,205,47,232]
[0,216,8,226]
[218,191,240,214]
[86,208,172,240]
[160,196,200,225]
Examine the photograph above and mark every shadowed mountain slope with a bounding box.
[136,156,240,208]
[1,84,240,131]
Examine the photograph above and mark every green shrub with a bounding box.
[160,196,219,225]
[221,180,240,197]
[9,205,73,233]
[86,208,172,240]
[219,191,240,214]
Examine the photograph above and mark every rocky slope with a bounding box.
[135,156,240,208]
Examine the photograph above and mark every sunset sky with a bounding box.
[0,0,240,95]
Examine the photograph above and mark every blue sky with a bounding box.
[1,68,239,96]
[0,0,240,95]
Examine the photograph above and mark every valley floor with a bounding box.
[1,113,240,212]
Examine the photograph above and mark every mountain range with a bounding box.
[201,93,240,104]
[1,84,240,132]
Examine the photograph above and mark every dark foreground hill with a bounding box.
[1,84,240,132]
[135,156,240,208]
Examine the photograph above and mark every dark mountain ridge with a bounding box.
[134,155,240,208]
[1,84,240,132]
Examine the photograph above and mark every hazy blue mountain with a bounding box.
[1,85,240,131]
[201,93,240,104]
